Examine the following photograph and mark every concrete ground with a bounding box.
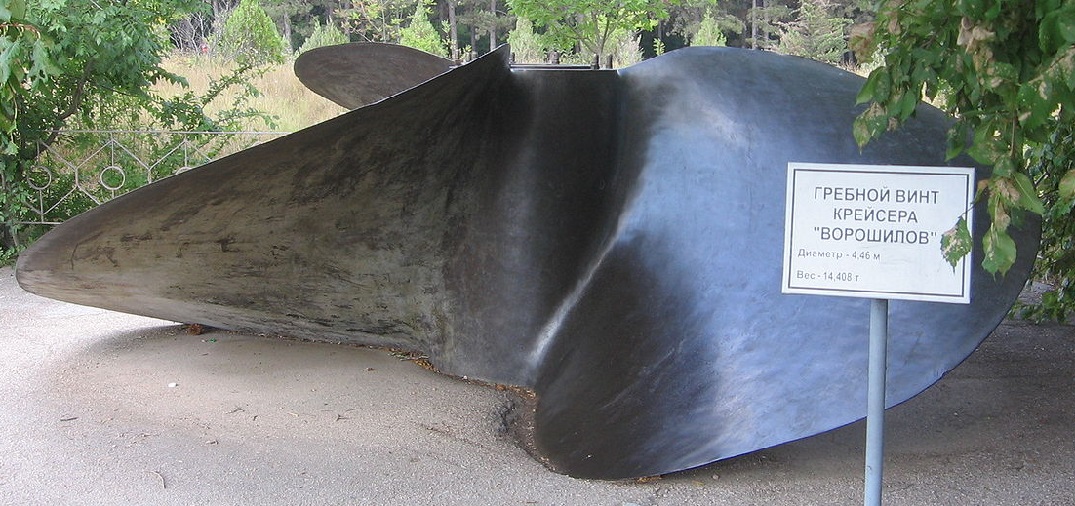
[1,265,1073,505]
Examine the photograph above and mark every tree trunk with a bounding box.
[282,16,292,51]
[448,0,459,61]
[752,0,759,49]
[489,0,497,52]
[470,24,478,55]
[760,0,771,49]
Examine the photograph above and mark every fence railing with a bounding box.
[17,130,288,225]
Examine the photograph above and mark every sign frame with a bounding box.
[782,162,975,304]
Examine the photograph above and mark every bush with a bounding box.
[298,19,350,55]
[692,12,727,47]
[217,0,285,65]
[399,1,448,58]
[507,18,544,63]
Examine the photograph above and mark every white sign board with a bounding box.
[782,163,975,304]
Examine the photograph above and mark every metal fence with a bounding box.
[18,130,288,225]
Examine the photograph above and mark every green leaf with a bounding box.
[941,216,973,268]
[1037,0,1063,19]
[896,90,918,119]
[967,127,1004,167]
[1059,169,1075,200]
[1017,81,1051,130]
[993,154,1016,178]
[0,0,25,22]
[0,39,17,85]
[1058,7,1075,43]
[1064,48,1075,91]
[29,38,58,79]
[958,0,985,18]
[1012,171,1045,214]
[853,116,871,148]
[874,69,892,101]
[984,0,1002,20]
[945,123,970,160]
[989,61,1019,87]
[853,104,888,149]
[982,223,1017,275]
[1041,11,1063,52]
[988,190,1011,229]
[857,70,882,105]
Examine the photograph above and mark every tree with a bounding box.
[261,0,310,50]
[506,0,678,67]
[658,0,743,52]
[747,0,792,50]
[399,1,448,57]
[217,0,287,64]
[171,8,215,52]
[507,17,545,62]
[854,0,1075,317]
[339,0,412,44]
[446,0,460,60]
[0,0,267,257]
[776,0,849,64]
[457,0,513,55]
[692,9,729,46]
[1,0,193,250]
[298,18,350,54]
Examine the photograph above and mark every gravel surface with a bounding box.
[1,266,1072,505]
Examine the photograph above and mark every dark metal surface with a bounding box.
[17,46,1038,479]
[294,42,454,109]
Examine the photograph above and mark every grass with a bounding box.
[156,53,348,133]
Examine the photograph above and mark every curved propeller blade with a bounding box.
[294,43,454,110]
[17,46,1038,479]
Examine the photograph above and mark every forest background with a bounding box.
[0,0,876,251]
[1,0,1074,319]
[166,0,867,68]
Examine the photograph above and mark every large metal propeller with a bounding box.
[17,45,1038,479]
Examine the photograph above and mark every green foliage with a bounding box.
[747,2,793,50]
[854,0,1075,282]
[665,0,743,50]
[260,0,316,50]
[507,17,544,63]
[1,0,199,254]
[507,0,679,67]
[0,0,273,259]
[692,11,728,47]
[2,0,196,152]
[941,216,973,269]
[1016,120,1075,320]
[455,0,516,54]
[298,18,350,54]
[218,0,286,65]
[777,0,850,64]
[339,0,412,44]
[0,1,49,157]
[609,26,644,67]
[399,1,448,57]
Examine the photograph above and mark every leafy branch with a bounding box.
[853,0,1075,279]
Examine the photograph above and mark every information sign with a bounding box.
[782,163,975,304]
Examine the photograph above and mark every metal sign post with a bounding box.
[865,298,888,506]
[782,163,976,505]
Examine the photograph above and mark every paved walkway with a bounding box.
[1,266,1072,505]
